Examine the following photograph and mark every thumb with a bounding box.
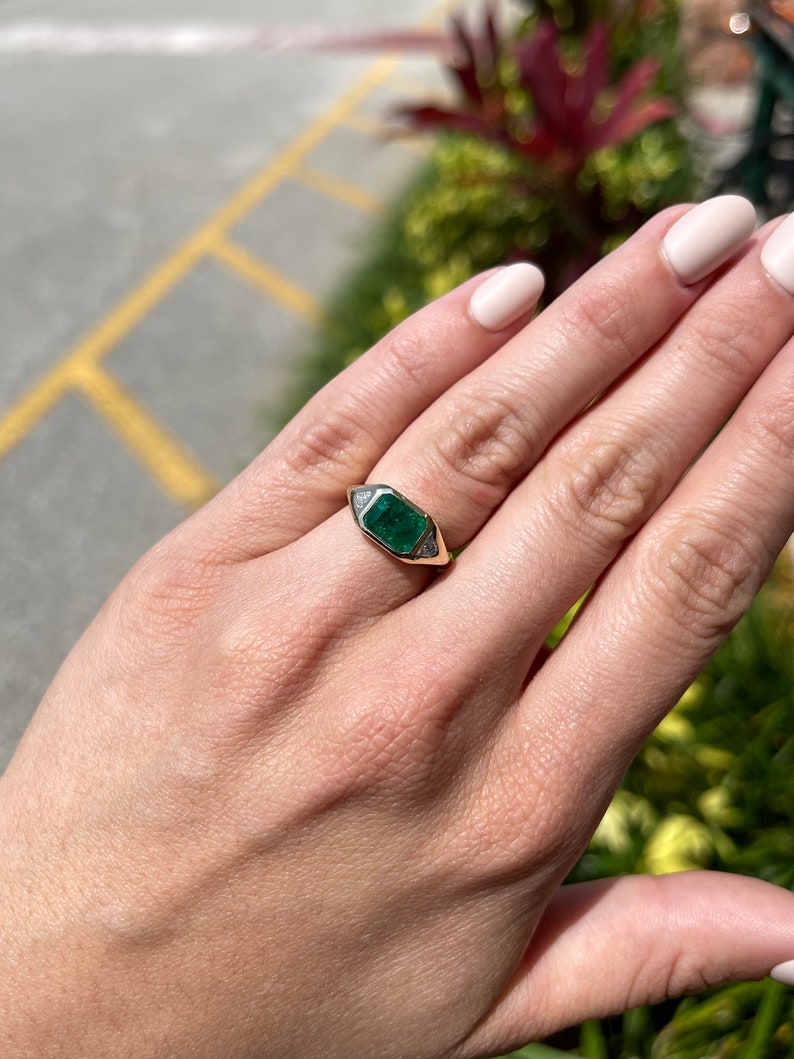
[466,871,794,1057]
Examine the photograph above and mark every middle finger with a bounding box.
[433,213,794,678]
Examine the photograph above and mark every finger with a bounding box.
[176,265,544,561]
[431,213,794,683]
[368,197,755,551]
[464,872,794,1054]
[503,318,794,817]
[181,200,751,574]
[271,198,755,620]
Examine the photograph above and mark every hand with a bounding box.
[2,196,794,1059]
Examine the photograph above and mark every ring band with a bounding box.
[348,485,450,566]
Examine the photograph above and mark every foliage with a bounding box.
[573,560,794,890]
[279,0,694,423]
[279,120,689,425]
[488,560,794,1059]
[394,1,694,297]
[401,16,675,170]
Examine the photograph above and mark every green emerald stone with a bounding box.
[362,492,429,556]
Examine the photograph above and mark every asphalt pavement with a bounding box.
[0,0,455,770]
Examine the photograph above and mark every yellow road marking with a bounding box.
[293,166,380,213]
[339,112,430,152]
[339,111,391,138]
[0,0,457,482]
[0,366,72,461]
[0,55,399,469]
[212,238,320,321]
[73,365,219,508]
[201,58,399,238]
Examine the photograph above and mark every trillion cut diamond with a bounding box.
[414,533,440,559]
[352,489,373,511]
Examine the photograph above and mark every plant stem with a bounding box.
[741,980,786,1059]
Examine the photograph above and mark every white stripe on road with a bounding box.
[0,23,448,55]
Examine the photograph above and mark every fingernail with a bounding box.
[771,960,794,986]
[469,263,545,331]
[761,213,794,294]
[662,195,756,285]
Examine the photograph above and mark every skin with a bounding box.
[2,204,794,1058]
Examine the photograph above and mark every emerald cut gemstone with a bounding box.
[361,492,429,557]
[348,484,448,565]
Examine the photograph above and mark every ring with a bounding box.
[347,485,450,567]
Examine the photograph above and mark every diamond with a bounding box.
[414,533,440,560]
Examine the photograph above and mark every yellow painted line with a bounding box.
[212,238,320,321]
[339,111,390,137]
[0,0,457,469]
[0,366,73,460]
[385,72,451,99]
[0,55,399,467]
[339,113,433,161]
[340,111,429,150]
[73,365,219,508]
[201,56,398,239]
[293,165,380,213]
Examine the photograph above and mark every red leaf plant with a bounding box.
[398,9,675,175]
[390,4,680,295]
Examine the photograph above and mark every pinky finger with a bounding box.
[464,872,794,1056]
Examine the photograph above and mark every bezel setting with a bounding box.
[347,485,450,566]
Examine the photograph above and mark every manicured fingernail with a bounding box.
[771,960,794,986]
[469,263,545,331]
[662,195,756,284]
[761,213,794,294]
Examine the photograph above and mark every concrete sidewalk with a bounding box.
[0,0,455,770]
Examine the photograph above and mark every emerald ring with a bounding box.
[347,485,450,566]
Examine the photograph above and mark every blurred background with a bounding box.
[2,0,793,1055]
[0,0,454,761]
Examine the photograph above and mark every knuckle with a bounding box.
[545,434,661,552]
[682,301,759,381]
[429,388,539,503]
[447,796,568,886]
[327,707,426,794]
[445,741,577,885]
[558,273,640,364]
[749,399,794,463]
[648,513,764,642]
[379,321,438,393]
[312,652,468,804]
[282,398,377,482]
[123,548,227,641]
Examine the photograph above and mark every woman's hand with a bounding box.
[3,196,794,1059]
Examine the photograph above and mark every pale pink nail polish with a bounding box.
[469,263,545,332]
[771,959,794,986]
[761,213,794,294]
[662,195,756,285]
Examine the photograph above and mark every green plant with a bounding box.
[492,559,794,1059]
[394,2,694,297]
[279,0,695,422]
